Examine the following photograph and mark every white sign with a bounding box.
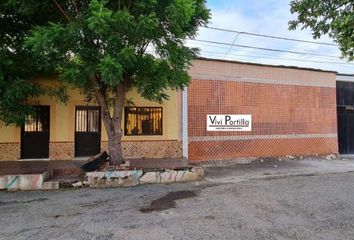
[207,114,252,131]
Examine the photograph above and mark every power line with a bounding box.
[200,50,353,65]
[202,52,351,66]
[188,41,339,61]
[190,39,341,59]
[202,26,339,47]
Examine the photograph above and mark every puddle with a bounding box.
[258,173,318,181]
[52,212,81,218]
[140,190,197,213]
[80,199,108,208]
[205,215,215,220]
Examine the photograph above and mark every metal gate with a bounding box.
[337,107,354,154]
[74,106,101,157]
[337,81,354,154]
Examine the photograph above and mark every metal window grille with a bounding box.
[75,107,100,133]
[24,106,49,132]
[124,107,163,135]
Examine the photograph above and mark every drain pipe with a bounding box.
[182,87,188,159]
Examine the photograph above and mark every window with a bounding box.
[75,107,100,133]
[24,106,50,132]
[124,107,162,135]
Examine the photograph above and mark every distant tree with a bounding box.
[0,0,210,164]
[289,0,354,61]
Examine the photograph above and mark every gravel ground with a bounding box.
[1,171,354,240]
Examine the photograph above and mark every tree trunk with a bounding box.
[108,82,126,165]
[107,128,123,165]
[90,75,126,165]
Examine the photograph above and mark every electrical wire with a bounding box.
[190,39,341,59]
[202,26,338,47]
[200,50,353,65]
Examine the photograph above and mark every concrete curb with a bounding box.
[83,167,205,188]
[0,170,52,191]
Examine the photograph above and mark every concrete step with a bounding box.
[42,181,59,190]
[0,170,51,190]
[46,174,84,189]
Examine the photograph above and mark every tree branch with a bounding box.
[90,75,113,133]
[112,82,126,132]
[52,0,71,22]
[71,0,79,15]
[138,40,151,56]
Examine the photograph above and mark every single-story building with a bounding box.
[0,79,182,161]
[0,58,346,164]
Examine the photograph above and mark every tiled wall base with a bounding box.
[49,142,74,160]
[188,137,338,161]
[0,143,20,160]
[0,140,182,160]
[101,140,183,159]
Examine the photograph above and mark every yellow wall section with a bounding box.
[0,78,181,143]
[0,125,20,143]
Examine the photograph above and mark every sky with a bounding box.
[187,0,354,74]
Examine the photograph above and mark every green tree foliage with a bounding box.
[1,0,210,164]
[289,0,354,60]
[0,1,68,124]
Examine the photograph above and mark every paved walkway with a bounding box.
[128,158,190,169]
[205,158,354,183]
[0,158,190,176]
[0,160,84,175]
[1,157,354,185]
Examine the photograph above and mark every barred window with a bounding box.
[124,107,162,135]
[24,106,50,132]
[75,107,100,133]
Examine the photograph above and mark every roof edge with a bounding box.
[337,73,354,77]
[195,57,338,74]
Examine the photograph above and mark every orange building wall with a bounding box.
[188,59,338,162]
